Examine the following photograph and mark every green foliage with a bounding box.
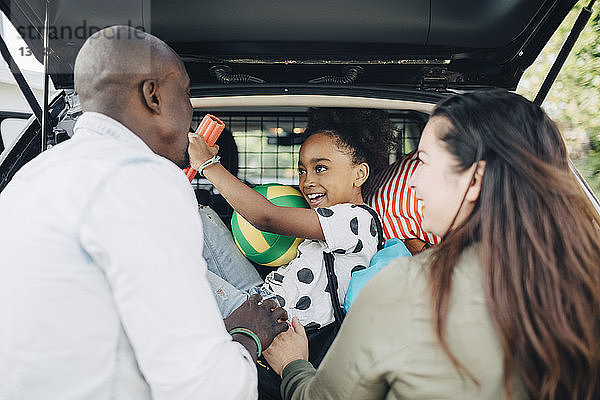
[517,1,600,198]
[575,135,600,196]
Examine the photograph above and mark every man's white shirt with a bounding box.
[0,112,257,400]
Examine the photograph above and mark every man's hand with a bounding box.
[263,317,309,376]
[224,294,289,357]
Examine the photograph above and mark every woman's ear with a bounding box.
[354,162,370,188]
[465,160,486,203]
[141,79,161,114]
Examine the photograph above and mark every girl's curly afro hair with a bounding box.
[303,108,398,184]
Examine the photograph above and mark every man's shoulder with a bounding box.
[11,130,182,203]
[42,131,173,177]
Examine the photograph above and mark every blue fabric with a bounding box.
[343,238,412,313]
[199,206,264,317]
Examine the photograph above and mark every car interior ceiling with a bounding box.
[1,0,577,89]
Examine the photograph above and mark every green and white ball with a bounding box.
[232,184,309,267]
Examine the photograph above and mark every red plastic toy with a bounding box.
[184,114,225,182]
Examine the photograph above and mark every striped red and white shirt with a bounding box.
[366,151,441,245]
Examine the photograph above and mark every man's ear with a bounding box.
[354,162,370,188]
[465,160,486,203]
[141,79,161,114]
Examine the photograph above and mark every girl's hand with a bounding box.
[188,132,219,167]
[263,317,309,376]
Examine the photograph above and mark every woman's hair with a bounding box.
[303,108,397,187]
[427,89,600,399]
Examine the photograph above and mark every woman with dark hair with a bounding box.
[263,89,600,400]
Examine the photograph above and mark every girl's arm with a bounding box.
[188,134,324,240]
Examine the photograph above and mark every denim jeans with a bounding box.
[199,205,264,317]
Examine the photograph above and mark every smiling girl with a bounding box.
[189,108,396,327]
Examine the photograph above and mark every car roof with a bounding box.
[2,0,578,90]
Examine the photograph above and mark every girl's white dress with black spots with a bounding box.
[263,203,379,328]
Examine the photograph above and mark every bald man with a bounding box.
[0,26,287,400]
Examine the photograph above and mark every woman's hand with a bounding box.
[188,132,219,168]
[263,317,309,376]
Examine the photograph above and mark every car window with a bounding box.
[516,3,600,198]
[192,111,423,185]
[0,117,29,154]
